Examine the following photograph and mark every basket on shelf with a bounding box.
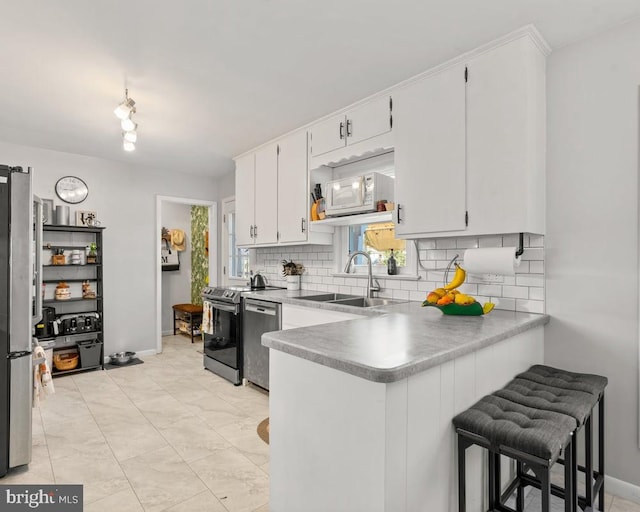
[53,353,79,371]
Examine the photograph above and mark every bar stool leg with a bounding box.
[488,451,498,510]
[564,438,574,512]
[457,435,468,512]
[598,394,605,512]
[586,415,593,507]
[534,464,551,512]
[516,461,525,512]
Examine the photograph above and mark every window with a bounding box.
[345,222,413,274]
[222,199,250,282]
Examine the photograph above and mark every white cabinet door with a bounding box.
[466,36,545,235]
[309,113,346,157]
[346,95,392,146]
[235,153,255,246]
[394,65,467,237]
[278,131,309,244]
[254,143,279,245]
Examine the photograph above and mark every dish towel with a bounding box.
[33,344,55,407]
[202,301,214,335]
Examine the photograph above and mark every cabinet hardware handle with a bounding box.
[397,204,403,224]
[250,225,254,238]
[346,119,352,137]
[339,121,345,140]
[254,225,258,238]
[301,217,306,233]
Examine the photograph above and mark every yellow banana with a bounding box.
[443,263,466,291]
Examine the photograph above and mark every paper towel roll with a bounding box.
[463,247,521,276]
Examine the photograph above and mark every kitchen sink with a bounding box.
[330,297,408,308]
[299,293,360,302]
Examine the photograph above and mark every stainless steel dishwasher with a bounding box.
[242,298,281,390]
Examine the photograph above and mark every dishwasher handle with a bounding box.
[245,301,278,316]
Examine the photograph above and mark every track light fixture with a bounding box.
[115,88,138,152]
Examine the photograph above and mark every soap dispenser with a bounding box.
[387,249,397,275]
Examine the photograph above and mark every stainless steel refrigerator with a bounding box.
[0,165,42,477]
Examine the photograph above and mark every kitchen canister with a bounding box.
[286,275,301,291]
[55,205,70,225]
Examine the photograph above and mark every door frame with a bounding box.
[155,195,217,354]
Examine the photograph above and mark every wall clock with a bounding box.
[55,176,89,204]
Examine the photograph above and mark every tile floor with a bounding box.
[3,335,640,512]
[4,335,269,512]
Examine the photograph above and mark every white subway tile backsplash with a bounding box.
[529,235,544,247]
[427,250,447,261]
[436,238,457,249]
[529,261,544,274]
[516,275,544,287]
[528,287,544,301]
[478,284,502,296]
[502,285,529,299]
[401,280,418,291]
[255,234,544,314]
[410,290,426,302]
[456,237,479,249]
[494,297,516,311]
[521,248,544,261]
[515,299,544,314]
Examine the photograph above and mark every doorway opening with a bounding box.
[155,196,217,354]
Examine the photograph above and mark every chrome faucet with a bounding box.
[344,251,381,299]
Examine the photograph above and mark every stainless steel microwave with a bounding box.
[324,172,394,217]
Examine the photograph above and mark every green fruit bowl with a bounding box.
[422,301,492,316]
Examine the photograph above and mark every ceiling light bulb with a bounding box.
[123,140,136,152]
[121,118,137,132]
[113,98,136,120]
[123,130,137,143]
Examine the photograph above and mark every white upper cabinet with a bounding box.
[466,35,546,236]
[309,95,392,158]
[278,131,309,244]
[235,131,333,248]
[394,64,467,238]
[235,153,255,247]
[254,143,279,245]
[235,144,278,247]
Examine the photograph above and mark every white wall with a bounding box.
[0,140,218,355]
[160,202,192,335]
[215,171,235,284]
[546,19,640,486]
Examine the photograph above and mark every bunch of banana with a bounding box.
[423,263,495,315]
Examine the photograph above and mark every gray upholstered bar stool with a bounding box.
[516,365,607,512]
[454,394,577,512]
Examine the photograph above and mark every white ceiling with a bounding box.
[1,1,639,177]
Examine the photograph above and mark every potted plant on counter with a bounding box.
[281,259,304,291]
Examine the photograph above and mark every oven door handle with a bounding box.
[206,301,238,314]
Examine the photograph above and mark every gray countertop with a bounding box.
[259,298,549,383]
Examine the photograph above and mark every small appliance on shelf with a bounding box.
[324,172,394,217]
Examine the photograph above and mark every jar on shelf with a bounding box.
[55,282,71,301]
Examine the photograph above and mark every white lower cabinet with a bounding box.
[270,327,544,512]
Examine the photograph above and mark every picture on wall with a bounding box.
[76,210,97,227]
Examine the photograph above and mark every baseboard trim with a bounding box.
[606,475,640,504]
[162,330,173,336]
